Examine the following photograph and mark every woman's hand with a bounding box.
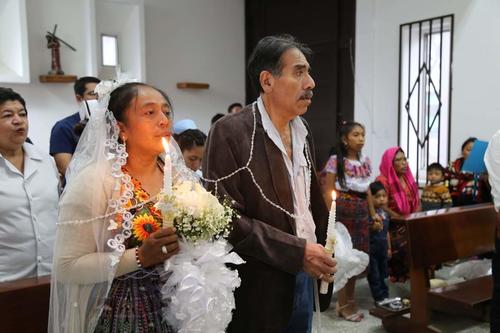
[137,227,179,267]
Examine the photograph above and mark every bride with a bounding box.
[48,82,194,332]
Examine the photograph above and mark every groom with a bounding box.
[203,35,336,332]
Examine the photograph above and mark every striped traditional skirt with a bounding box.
[94,267,174,333]
[337,191,369,254]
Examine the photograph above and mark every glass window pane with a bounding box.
[102,35,117,67]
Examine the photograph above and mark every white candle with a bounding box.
[162,137,172,196]
[320,190,337,294]
[328,190,336,234]
[161,137,174,228]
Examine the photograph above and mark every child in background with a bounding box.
[320,121,374,321]
[367,181,391,303]
[422,163,453,211]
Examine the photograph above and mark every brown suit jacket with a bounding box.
[203,104,332,333]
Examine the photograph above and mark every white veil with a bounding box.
[48,81,195,333]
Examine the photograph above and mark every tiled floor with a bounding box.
[313,270,490,333]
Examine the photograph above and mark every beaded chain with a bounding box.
[57,101,314,269]
[201,102,313,220]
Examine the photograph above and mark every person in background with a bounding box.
[448,137,492,206]
[172,119,207,173]
[175,129,207,173]
[173,119,197,136]
[421,162,453,211]
[376,147,420,282]
[320,121,374,322]
[0,87,59,282]
[367,181,391,303]
[211,113,225,125]
[49,76,100,178]
[227,102,242,114]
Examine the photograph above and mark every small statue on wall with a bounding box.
[45,24,76,75]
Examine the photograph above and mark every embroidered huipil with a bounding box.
[320,155,372,193]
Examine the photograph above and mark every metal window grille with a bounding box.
[398,15,454,186]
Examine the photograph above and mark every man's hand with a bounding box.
[303,243,336,283]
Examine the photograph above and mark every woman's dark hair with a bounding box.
[108,82,173,123]
[247,34,312,93]
[370,181,386,196]
[0,87,26,110]
[461,137,477,152]
[74,82,173,137]
[175,129,207,152]
[335,121,365,189]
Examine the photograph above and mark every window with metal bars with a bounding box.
[398,14,454,186]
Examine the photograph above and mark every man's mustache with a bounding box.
[300,90,314,100]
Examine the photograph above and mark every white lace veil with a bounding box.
[48,81,196,333]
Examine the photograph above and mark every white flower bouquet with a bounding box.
[156,180,244,333]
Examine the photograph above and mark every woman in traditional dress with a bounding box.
[49,82,195,333]
[376,147,420,282]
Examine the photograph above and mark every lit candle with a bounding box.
[320,190,337,294]
[161,137,174,228]
[162,137,172,195]
[328,190,336,235]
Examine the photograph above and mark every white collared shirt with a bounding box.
[0,143,59,282]
[485,130,500,211]
[257,97,317,243]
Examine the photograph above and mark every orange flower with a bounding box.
[150,205,162,219]
[135,190,149,202]
[125,199,134,210]
[132,214,160,241]
[131,178,141,189]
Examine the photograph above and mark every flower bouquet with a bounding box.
[156,180,244,333]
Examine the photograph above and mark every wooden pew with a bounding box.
[0,275,51,333]
[370,203,496,333]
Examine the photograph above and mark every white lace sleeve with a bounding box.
[54,166,137,284]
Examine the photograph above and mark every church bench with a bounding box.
[0,275,51,333]
[427,274,492,321]
[371,203,496,333]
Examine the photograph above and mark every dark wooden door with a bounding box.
[245,0,356,169]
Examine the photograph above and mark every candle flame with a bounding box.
[331,190,337,201]
[162,137,170,153]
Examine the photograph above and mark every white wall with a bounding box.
[355,0,500,170]
[144,0,245,134]
[0,0,30,82]
[6,0,95,152]
[96,0,145,80]
[3,0,245,152]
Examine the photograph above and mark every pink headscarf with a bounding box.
[378,147,420,215]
